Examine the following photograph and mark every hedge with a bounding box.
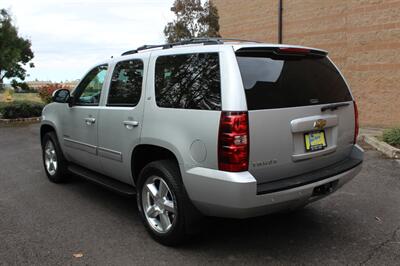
[0,101,45,119]
[382,127,400,148]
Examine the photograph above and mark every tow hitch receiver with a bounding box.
[312,180,339,197]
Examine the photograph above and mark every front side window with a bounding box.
[155,53,221,110]
[75,65,108,105]
[107,59,144,107]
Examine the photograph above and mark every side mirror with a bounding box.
[52,89,70,104]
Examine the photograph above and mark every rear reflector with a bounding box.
[218,111,249,172]
[353,101,359,144]
[278,47,310,54]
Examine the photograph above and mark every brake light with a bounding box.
[278,47,310,54]
[218,111,249,172]
[353,101,359,144]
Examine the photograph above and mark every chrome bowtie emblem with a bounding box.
[313,119,327,130]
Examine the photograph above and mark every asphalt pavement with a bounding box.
[0,123,399,265]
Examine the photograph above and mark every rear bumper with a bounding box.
[183,145,363,218]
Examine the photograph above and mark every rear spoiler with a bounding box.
[235,47,328,58]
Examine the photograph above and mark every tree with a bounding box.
[164,0,221,43]
[10,80,32,92]
[0,9,34,89]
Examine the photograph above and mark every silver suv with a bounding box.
[41,38,363,245]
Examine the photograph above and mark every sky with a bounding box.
[2,0,175,82]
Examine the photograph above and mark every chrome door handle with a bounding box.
[84,117,96,125]
[123,120,139,129]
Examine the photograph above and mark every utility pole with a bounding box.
[278,0,283,44]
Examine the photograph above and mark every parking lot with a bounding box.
[0,123,399,265]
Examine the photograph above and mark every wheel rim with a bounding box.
[44,140,57,176]
[142,176,177,234]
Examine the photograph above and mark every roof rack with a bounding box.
[121,37,260,56]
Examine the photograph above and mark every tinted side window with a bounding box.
[107,59,143,106]
[236,53,352,110]
[75,65,108,106]
[155,53,221,110]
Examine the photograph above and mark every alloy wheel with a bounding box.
[142,176,177,234]
[44,140,57,176]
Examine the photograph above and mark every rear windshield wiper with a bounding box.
[321,102,350,112]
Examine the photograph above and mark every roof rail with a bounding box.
[121,49,138,56]
[120,37,260,56]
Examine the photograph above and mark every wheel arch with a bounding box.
[131,144,183,186]
[40,122,57,145]
[40,121,69,160]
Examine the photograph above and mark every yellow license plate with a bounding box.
[304,130,327,152]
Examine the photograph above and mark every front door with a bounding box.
[62,64,108,172]
[98,58,147,184]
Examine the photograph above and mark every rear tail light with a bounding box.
[353,101,359,144]
[218,111,249,172]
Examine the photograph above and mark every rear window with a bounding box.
[155,53,221,110]
[236,51,352,110]
[107,59,143,107]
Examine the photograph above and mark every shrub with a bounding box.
[11,80,35,92]
[0,101,45,119]
[38,83,67,104]
[382,127,400,148]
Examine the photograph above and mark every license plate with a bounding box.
[304,130,327,152]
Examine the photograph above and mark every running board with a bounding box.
[68,164,136,196]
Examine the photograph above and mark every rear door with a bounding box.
[235,47,356,184]
[97,57,147,184]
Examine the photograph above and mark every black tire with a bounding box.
[137,160,199,246]
[41,131,69,183]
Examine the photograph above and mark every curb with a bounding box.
[0,117,41,124]
[360,134,400,159]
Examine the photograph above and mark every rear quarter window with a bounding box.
[236,51,352,110]
[155,53,221,110]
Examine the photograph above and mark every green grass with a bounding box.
[0,92,43,103]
